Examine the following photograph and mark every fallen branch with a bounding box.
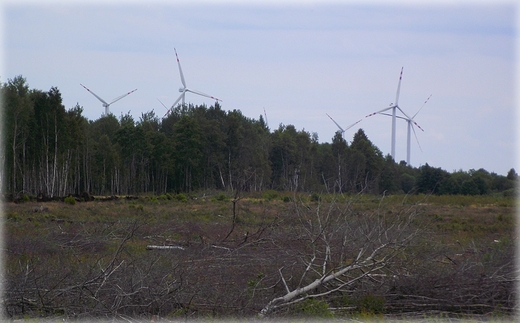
[146,245,185,251]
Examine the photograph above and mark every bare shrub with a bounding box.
[257,195,420,317]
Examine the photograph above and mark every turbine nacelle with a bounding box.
[80,83,137,116]
[326,113,362,138]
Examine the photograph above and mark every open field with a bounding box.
[3,192,517,321]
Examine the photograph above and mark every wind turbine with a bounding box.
[326,113,362,139]
[163,48,221,118]
[380,94,431,166]
[80,84,137,116]
[365,67,404,160]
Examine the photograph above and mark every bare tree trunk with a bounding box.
[11,120,17,194]
[51,118,58,197]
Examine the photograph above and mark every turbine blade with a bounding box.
[413,94,432,119]
[157,98,168,110]
[163,92,184,118]
[109,88,137,105]
[174,48,186,88]
[326,113,345,133]
[413,121,425,132]
[380,112,407,120]
[365,105,394,118]
[411,125,423,152]
[80,83,108,105]
[344,119,362,131]
[396,106,413,120]
[396,107,423,131]
[395,67,403,106]
[186,88,221,102]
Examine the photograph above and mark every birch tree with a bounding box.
[2,76,32,195]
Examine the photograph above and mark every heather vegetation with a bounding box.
[4,192,516,320]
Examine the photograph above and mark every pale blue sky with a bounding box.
[2,1,517,175]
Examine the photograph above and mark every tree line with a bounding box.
[2,75,516,198]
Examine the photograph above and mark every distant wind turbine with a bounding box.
[380,94,431,166]
[365,67,423,161]
[163,48,221,118]
[80,83,137,116]
[326,113,362,139]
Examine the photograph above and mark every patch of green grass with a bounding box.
[213,193,229,201]
[6,212,21,222]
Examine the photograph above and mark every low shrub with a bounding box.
[263,190,279,201]
[175,193,188,202]
[290,298,333,318]
[356,294,385,315]
[64,196,76,205]
[215,193,228,201]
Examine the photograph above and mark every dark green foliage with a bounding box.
[400,173,416,193]
[506,168,517,180]
[417,163,449,194]
[350,129,384,193]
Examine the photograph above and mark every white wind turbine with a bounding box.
[326,113,362,139]
[80,84,137,116]
[163,48,221,118]
[365,67,405,160]
[380,94,431,166]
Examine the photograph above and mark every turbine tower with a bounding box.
[163,48,221,118]
[80,84,137,116]
[326,113,362,139]
[365,67,404,160]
